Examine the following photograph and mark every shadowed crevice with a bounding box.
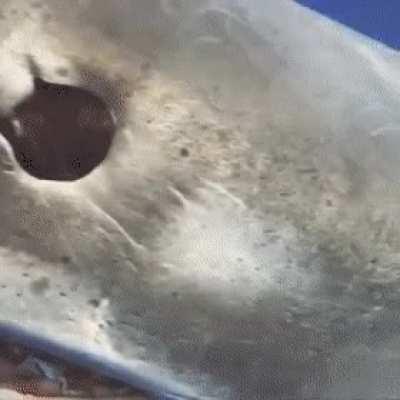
[0,57,117,181]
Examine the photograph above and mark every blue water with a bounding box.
[296,0,400,50]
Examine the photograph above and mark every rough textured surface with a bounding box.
[0,0,400,399]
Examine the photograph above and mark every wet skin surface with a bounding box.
[3,1,400,399]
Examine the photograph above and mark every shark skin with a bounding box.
[0,0,400,399]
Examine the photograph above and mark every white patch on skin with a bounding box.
[0,53,33,115]
[156,182,319,305]
[0,134,18,173]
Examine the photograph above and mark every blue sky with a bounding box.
[295,1,400,49]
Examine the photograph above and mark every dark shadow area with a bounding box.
[0,335,146,398]
[0,58,117,181]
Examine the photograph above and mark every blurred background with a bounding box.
[296,0,400,49]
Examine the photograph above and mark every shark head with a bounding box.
[0,1,400,399]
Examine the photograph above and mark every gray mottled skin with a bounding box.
[0,0,400,399]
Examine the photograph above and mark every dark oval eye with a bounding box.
[0,58,117,182]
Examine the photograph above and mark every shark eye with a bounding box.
[0,57,116,182]
[0,341,147,398]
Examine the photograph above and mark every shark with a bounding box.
[0,0,400,399]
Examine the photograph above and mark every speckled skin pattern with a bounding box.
[0,1,400,399]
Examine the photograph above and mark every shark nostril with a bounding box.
[0,57,117,182]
